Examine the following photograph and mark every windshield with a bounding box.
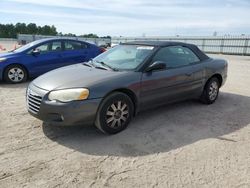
[93,45,155,71]
[13,40,42,53]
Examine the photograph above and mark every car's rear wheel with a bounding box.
[4,64,27,84]
[200,77,220,104]
[95,92,134,134]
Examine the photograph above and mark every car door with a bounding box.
[61,40,89,65]
[140,46,204,109]
[25,41,63,76]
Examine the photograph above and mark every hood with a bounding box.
[32,63,126,91]
[0,52,19,58]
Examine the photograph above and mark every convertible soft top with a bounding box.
[122,41,209,61]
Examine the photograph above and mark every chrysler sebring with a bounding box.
[27,41,227,134]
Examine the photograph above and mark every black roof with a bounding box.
[123,40,188,47]
[122,40,209,61]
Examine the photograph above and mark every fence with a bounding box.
[1,35,250,55]
[112,36,250,56]
[0,38,18,51]
[17,34,111,46]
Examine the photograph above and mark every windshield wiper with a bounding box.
[85,59,110,70]
[95,66,109,70]
[95,60,118,71]
[83,62,94,68]
[83,59,95,68]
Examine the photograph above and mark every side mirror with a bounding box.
[32,49,40,56]
[145,61,166,72]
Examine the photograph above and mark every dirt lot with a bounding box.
[0,54,250,188]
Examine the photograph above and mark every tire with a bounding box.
[4,64,27,84]
[200,77,220,104]
[95,92,134,134]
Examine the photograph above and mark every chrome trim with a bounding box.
[26,88,43,114]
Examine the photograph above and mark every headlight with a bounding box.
[0,58,7,62]
[48,88,89,102]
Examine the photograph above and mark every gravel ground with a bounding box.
[0,54,250,188]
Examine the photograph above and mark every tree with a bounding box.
[0,23,58,38]
[15,23,27,34]
[0,24,8,38]
[80,33,99,38]
[50,25,57,35]
[0,23,108,38]
[100,35,111,39]
[40,25,51,35]
[63,33,76,37]
[0,24,14,38]
[27,23,38,34]
[5,24,16,38]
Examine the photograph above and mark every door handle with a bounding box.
[185,72,193,76]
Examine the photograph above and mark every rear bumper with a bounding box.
[221,74,227,87]
[221,63,228,87]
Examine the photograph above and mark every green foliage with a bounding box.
[0,24,16,38]
[0,23,58,38]
[79,33,99,38]
[0,22,103,39]
[59,32,77,37]
[102,36,111,39]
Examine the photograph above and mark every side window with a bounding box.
[152,46,200,68]
[64,41,87,51]
[30,41,62,54]
[35,43,50,53]
[51,41,62,51]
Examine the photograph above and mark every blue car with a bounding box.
[0,38,104,83]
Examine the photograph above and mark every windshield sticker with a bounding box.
[137,46,154,50]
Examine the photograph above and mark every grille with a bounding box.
[27,89,43,114]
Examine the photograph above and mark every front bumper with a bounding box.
[27,84,102,126]
[0,64,5,81]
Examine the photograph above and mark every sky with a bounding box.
[0,0,250,37]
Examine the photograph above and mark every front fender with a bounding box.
[87,72,142,100]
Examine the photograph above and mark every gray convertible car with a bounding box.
[27,41,227,134]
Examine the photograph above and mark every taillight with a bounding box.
[100,48,106,53]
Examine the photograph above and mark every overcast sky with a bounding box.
[1,0,250,36]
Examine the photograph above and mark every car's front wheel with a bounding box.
[200,77,220,104]
[95,92,134,134]
[4,64,27,83]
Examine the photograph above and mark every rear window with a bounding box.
[64,41,87,50]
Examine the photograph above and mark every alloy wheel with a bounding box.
[106,100,129,128]
[208,81,218,101]
[8,68,24,82]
